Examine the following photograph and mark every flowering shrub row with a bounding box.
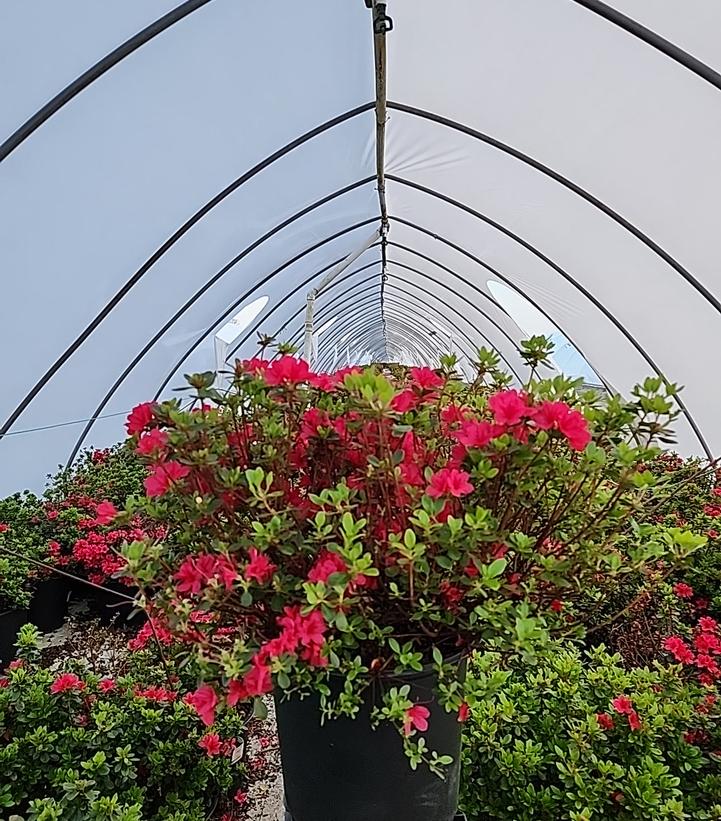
[0,626,247,821]
[460,643,721,820]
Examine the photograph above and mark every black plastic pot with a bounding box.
[275,663,463,821]
[28,575,69,632]
[0,608,28,668]
[87,581,144,625]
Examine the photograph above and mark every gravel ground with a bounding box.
[37,607,286,821]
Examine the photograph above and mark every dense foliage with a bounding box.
[460,643,721,820]
[0,492,52,610]
[117,340,704,771]
[0,627,247,821]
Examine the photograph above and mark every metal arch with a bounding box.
[66,178,376,461]
[216,250,383,373]
[386,221,612,394]
[387,105,721,317]
[0,0,217,163]
[334,322,442,370]
[571,0,721,92]
[146,224,378,400]
[272,260,381,347]
[318,298,474,368]
[284,248,521,360]
[386,186,712,458]
[282,257,525,369]
[266,259,526,381]
[317,314,439,368]
[283,268,525,382]
[308,290,480,374]
[310,284,502,375]
[1,102,376,441]
[150,219,379,400]
[335,311,463,368]
[317,314,447,372]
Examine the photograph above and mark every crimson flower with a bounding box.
[596,712,614,730]
[410,367,444,391]
[699,617,718,633]
[126,402,155,436]
[673,582,694,599]
[94,500,118,526]
[549,599,564,613]
[532,400,591,451]
[611,695,634,715]
[144,461,190,497]
[50,673,86,694]
[440,404,470,426]
[663,635,695,664]
[185,685,218,726]
[627,710,641,731]
[488,390,529,426]
[403,704,430,736]
[0,523,8,533]
[98,678,116,693]
[234,789,248,805]
[198,733,223,756]
[458,702,470,723]
[307,550,346,584]
[695,632,721,654]
[455,419,498,449]
[391,389,418,413]
[227,678,249,707]
[245,548,276,584]
[264,356,311,387]
[136,428,168,456]
[0,678,8,687]
[243,657,273,697]
[426,467,474,499]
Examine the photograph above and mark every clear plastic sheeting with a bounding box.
[0,0,719,494]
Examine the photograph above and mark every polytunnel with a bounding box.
[1,0,721,495]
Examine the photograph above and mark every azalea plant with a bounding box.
[0,626,247,821]
[460,642,721,819]
[118,338,704,773]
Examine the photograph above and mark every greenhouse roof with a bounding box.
[1,0,720,493]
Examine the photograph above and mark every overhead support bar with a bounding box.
[371,0,392,230]
[303,229,380,362]
[370,0,392,359]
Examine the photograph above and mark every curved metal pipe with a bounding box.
[386,195,711,458]
[0,0,217,163]
[387,106,721,317]
[2,102,375,441]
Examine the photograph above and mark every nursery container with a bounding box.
[275,662,464,821]
[28,575,69,632]
[0,608,28,667]
[87,580,144,625]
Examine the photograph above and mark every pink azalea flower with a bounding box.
[403,704,430,736]
[426,468,474,498]
[198,733,223,756]
[488,390,529,426]
[94,500,118,526]
[50,673,86,694]
[264,356,311,386]
[185,685,218,726]
[136,428,168,456]
[245,548,276,584]
[144,461,190,497]
[126,402,155,436]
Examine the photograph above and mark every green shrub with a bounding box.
[45,444,147,509]
[461,643,721,820]
[0,627,247,820]
[0,493,53,610]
